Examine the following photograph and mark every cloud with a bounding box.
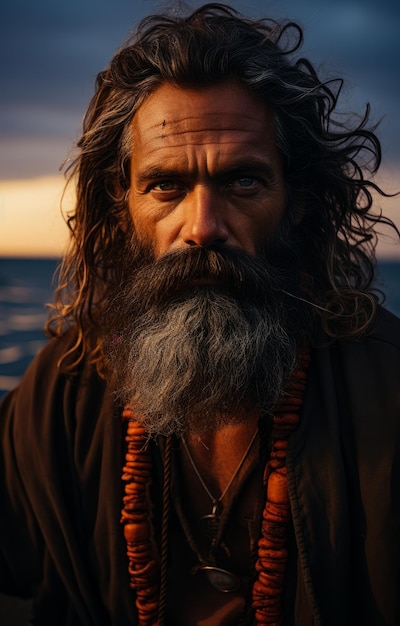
[1,0,399,178]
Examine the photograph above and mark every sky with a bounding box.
[1,0,399,257]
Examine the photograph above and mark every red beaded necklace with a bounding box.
[121,347,311,625]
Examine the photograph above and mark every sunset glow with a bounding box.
[0,176,71,257]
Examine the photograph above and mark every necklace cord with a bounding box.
[172,429,259,573]
[182,428,259,505]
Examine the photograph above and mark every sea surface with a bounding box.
[0,256,399,400]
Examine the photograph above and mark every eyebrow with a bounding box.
[135,158,278,185]
[136,167,187,185]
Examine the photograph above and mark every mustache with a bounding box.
[119,245,297,309]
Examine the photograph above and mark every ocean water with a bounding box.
[0,258,58,398]
[0,256,399,400]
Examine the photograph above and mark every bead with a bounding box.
[252,348,311,624]
[266,470,288,503]
[124,521,151,543]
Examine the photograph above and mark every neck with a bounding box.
[183,410,260,497]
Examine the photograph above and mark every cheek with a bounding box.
[247,203,286,249]
[128,202,173,259]
[128,208,155,255]
[128,191,155,236]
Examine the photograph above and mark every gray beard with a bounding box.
[103,245,311,437]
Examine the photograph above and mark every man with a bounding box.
[1,3,399,625]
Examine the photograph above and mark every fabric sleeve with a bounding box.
[0,367,47,596]
[0,334,132,625]
[340,332,400,624]
[0,334,87,598]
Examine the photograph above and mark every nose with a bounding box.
[181,186,229,248]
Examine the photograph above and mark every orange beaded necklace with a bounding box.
[121,347,311,625]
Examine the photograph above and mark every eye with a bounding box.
[225,176,263,195]
[149,180,186,200]
[152,181,182,192]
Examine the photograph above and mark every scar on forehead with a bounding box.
[160,120,167,137]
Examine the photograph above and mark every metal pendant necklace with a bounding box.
[181,429,258,592]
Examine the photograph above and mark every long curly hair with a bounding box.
[47,2,398,370]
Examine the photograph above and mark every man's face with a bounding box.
[104,81,310,436]
[128,80,287,259]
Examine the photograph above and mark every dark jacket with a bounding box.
[1,306,400,625]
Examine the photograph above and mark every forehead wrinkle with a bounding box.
[143,113,271,137]
[140,126,273,153]
[144,122,266,133]
[138,136,268,158]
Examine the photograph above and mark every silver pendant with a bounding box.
[199,513,219,539]
[199,503,219,539]
[197,565,241,593]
